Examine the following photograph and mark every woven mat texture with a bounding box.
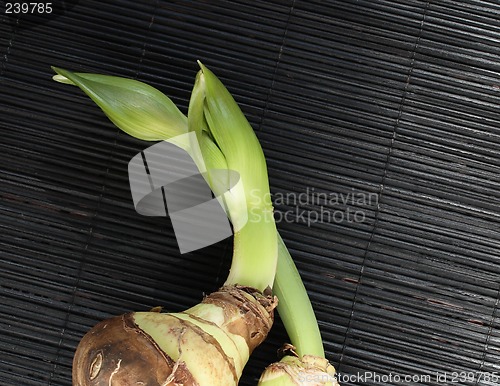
[1,1,500,385]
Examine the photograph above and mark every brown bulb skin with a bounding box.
[72,286,277,386]
[72,313,180,386]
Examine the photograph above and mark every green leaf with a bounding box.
[52,67,188,141]
[188,70,210,139]
[197,62,272,210]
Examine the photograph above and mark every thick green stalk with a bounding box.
[274,232,324,358]
[227,210,276,291]
[190,63,277,292]
[257,236,338,385]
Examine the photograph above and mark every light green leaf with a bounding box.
[52,67,188,141]
[198,62,272,209]
[188,70,210,139]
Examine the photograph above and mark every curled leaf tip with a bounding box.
[52,74,74,85]
[51,67,75,85]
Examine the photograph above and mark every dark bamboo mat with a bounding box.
[1,1,500,385]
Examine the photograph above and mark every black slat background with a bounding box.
[1,1,500,385]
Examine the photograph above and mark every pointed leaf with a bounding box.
[188,70,210,138]
[198,62,272,209]
[52,67,187,141]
